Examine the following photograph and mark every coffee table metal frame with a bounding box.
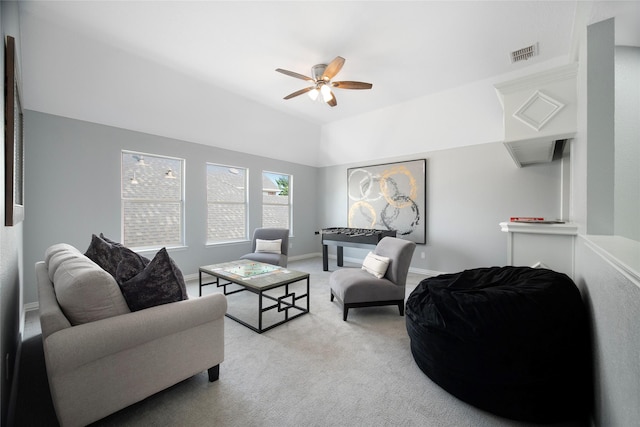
[199,260,310,333]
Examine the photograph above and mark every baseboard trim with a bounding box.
[6,331,23,427]
[339,255,443,278]
[288,252,322,262]
[409,267,443,277]
[24,302,39,312]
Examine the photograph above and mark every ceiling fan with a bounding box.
[276,56,372,107]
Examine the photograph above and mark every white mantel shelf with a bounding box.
[500,221,578,235]
[500,221,578,278]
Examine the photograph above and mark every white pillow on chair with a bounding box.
[362,252,390,278]
[255,239,282,254]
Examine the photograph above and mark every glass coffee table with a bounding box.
[199,260,310,333]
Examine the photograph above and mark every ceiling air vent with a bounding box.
[511,43,538,63]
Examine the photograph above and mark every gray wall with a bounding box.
[23,111,319,305]
[24,106,565,306]
[319,142,562,275]
[0,1,22,424]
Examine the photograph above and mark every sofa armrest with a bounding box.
[36,261,72,338]
[43,293,227,373]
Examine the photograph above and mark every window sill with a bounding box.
[135,245,188,256]
[206,240,250,247]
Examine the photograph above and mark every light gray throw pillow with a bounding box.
[51,248,130,325]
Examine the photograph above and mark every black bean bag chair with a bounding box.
[406,266,590,423]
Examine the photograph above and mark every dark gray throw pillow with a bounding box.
[84,234,121,277]
[99,233,123,247]
[119,248,188,312]
[115,248,149,283]
[85,233,150,279]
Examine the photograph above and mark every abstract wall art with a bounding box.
[347,159,426,244]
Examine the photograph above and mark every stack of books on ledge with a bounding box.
[510,217,566,224]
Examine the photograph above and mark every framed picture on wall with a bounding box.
[4,35,24,226]
[347,159,426,244]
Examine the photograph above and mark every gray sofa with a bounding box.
[36,243,227,427]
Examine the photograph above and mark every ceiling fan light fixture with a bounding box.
[308,87,320,101]
[320,84,333,102]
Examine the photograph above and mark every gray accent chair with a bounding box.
[240,227,289,267]
[330,237,416,321]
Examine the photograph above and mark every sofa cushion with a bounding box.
[119,248,188,312]
[45,243,80,267]
[52,252,131,325]
[45,244,82,282]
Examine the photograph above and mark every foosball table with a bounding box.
[320,227,397,271]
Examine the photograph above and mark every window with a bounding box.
[207,163,248,243]
[121,151,184,249]
[262,171,291,230]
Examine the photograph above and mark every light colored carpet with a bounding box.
[23,257,588,426]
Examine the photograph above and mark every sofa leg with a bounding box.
[398,303,404,316]
[343,307,349,321]
[208,365,220,382]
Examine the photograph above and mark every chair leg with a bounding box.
[208,365,220,382]
[343,307,349,321]
[398,302,404,316]
[330,293,334,302]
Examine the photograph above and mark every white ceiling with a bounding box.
[15,1,640,165]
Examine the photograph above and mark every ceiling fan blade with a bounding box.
[283,86,314,100]
[326,92,337,107]
[275,68,314,82]
[332,81,373,90]
[321,56,345,81]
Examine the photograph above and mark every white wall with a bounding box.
[318,80,503,168]
[572,14,640,426]
[586,18,615,235]
[20,7,323,167]
[614,46,640,241]
[574,237,640,426]
[317,56,570,168]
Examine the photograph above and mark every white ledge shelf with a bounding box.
[583,235,640,284]
[500,221,578,235]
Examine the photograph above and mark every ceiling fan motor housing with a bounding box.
[311,64,328,81]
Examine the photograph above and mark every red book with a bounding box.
[510,217,546,222]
